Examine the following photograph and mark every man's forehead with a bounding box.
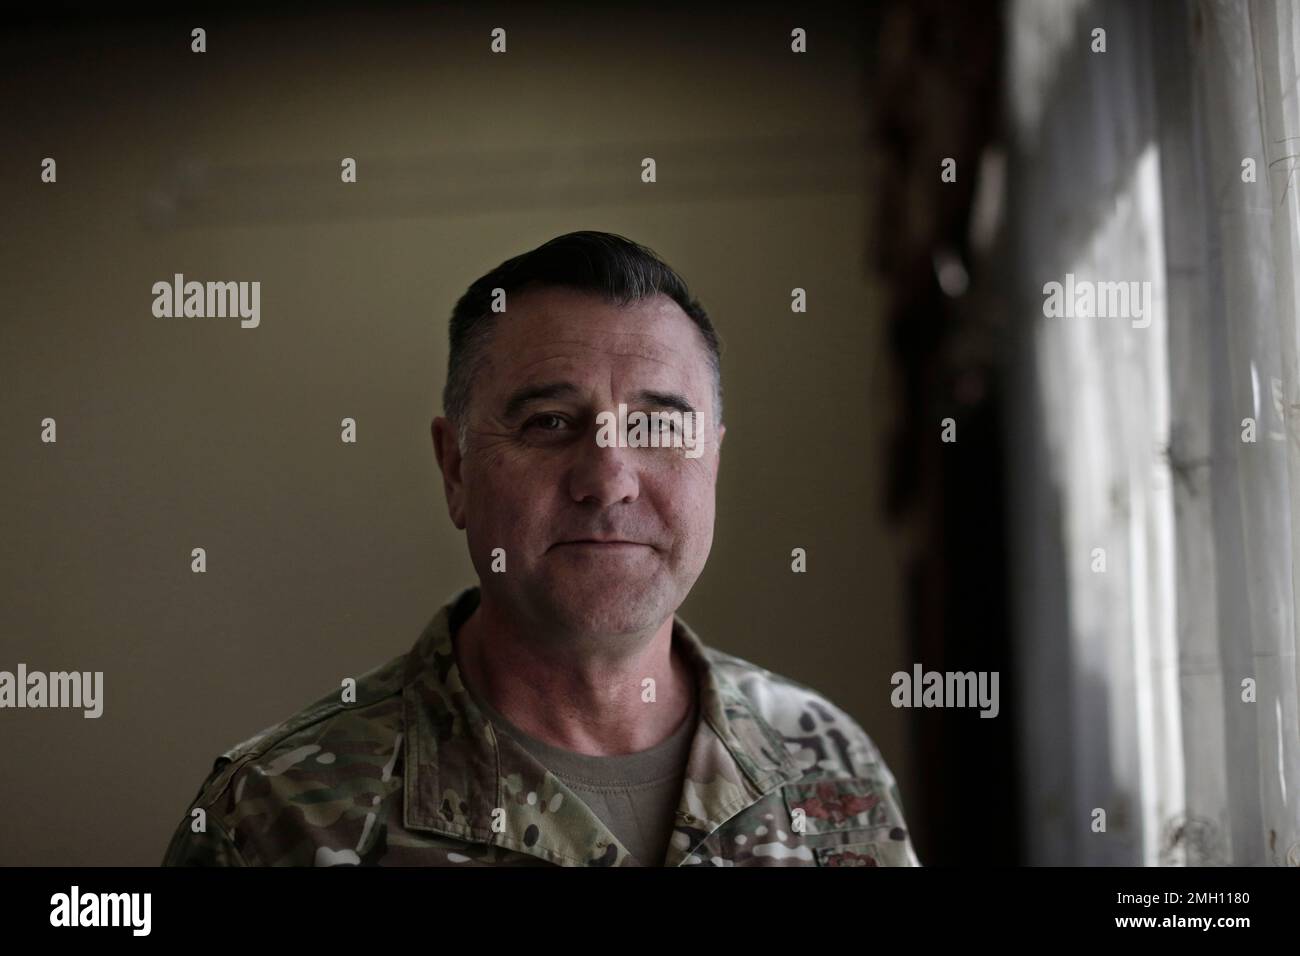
[486,287,707,386]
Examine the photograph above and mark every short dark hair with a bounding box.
[442,231,722,447]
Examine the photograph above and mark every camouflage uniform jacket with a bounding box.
[163,586,921,867]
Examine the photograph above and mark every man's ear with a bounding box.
[431,416,467,529]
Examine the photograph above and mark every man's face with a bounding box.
[433,285,724,643]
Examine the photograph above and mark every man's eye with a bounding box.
[525,413,569,432]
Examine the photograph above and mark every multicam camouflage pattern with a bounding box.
[163,586,921,867]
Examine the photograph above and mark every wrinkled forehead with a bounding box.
[481,287,711,399]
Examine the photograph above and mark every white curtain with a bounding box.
[1006,0,1300,865]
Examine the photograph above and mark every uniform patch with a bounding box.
[815,835,915,867]
[816,843,882,866]
[782,776,892,835]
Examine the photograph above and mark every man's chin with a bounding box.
[539,587,670,639]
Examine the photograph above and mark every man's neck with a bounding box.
[452,594,696,756]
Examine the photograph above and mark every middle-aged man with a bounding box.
[163,231,920,867]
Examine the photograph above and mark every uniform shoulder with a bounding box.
[187,645,410,814]
[702,643,892,779]
[164,646,412,866]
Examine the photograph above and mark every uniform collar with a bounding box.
[400,585,803,866]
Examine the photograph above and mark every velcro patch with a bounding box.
[815,843,883,866]
[783,776,893,834]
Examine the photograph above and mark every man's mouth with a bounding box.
[551,539,651,550]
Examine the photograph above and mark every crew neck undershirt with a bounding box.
[458,651,699,866]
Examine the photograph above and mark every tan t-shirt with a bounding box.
[462,677,698,866]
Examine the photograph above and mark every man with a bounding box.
[162,231,920,867]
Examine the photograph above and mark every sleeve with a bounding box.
[162,812,250,866]
[160,757,254,866]
[842,714,923,867]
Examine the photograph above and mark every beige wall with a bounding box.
[0,5,912,865]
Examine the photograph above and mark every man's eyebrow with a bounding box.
[501,383,698,419]
[502,381,581,420]
[632,389,696,416]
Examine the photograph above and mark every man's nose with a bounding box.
[567,435,640,506]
